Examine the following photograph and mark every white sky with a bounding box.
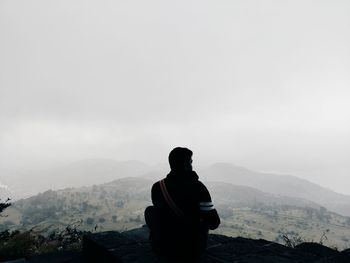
[0,0,349,194]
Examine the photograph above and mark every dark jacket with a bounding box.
[150,170,220,258]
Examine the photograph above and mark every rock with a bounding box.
[295,242,338,258]
[82,230,159,263]
[82,227,350,263]
[6,227,350,262]
[29,251,84,263]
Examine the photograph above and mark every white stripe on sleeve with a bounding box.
[200,206,215,211]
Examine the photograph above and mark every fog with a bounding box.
[1,0,349,194]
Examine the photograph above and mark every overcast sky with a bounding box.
[0,0,349,194]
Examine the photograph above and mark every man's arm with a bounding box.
[151,182,158,206]
[198,181,220,230]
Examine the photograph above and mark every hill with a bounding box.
[199,163,350,217]
[2,177,350,249]
[2,159,350,218]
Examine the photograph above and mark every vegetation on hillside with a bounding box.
[0,198,87,261]
[1,177,350,260]
[0,198,11,216]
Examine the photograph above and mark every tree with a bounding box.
[0,198,11,216]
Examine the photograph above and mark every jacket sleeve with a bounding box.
[197,181,220,230]
[151,182,160,206]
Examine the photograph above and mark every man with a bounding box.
[145,147,220,262]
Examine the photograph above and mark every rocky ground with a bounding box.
[5,226,350,263]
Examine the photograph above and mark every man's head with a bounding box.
[168,147,193,171]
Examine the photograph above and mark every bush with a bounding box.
[282,232,304,248]
[0,220,87,261]
[0,198,11,216]
[0,231,34,261]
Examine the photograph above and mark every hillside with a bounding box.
[2,177,350,249]
[2,159,350,218]
[199,163,350,217]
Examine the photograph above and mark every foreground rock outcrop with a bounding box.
[8,227,350,262]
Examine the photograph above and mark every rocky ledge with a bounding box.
[6,226,350,263]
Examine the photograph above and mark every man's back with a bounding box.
[149,171,220,260]
[152,170,219,228]
[145,147,220,261]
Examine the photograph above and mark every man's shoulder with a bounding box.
[152,180,161,186]
[151,179,165,191]
[151,181,160,191]
[195,180,212,201]
[196,180,208,189]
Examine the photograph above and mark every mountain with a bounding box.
[4,177,350,249]
[3,166,349,262]
[0,159,151,199]
[3,159,349,217]
[200,163,350,216]
[207,181,321,209]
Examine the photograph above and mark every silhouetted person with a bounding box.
[145,147,220,262]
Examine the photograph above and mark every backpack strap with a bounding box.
[159,179,185,218]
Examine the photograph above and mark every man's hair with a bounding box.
[168,147,193,171]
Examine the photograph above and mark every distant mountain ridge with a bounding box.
[199,163,350,216]
[207,181,321,210]
[0,159,151,199]
[2,158,350,216]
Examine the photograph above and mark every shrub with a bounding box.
[0,198,11,216]
[0,231,34,261]
[0,220,87,261]
[282,232,304,248]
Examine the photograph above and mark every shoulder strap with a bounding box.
[159,179,185,218]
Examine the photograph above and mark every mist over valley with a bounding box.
[1,158,350,250]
